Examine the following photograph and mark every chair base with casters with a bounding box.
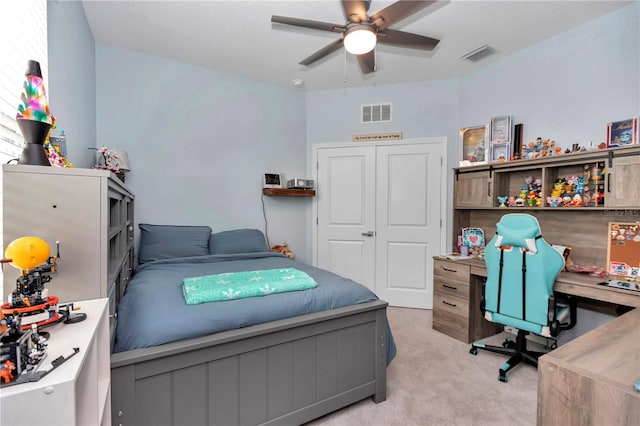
[468,213,576,383]
[470,295,576,383]
[470,330,543,383]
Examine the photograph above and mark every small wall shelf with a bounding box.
[262,188,316,197]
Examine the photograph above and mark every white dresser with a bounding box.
[0,298,110,425]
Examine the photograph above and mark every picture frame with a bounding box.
[607,118,638,147]
[490,115,512,143]
[490,141,511,163]
[460,125,488,165]
[263,173,283,188]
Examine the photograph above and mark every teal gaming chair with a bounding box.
[470,213,576,382]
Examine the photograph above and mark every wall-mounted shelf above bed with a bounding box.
[263,188,316,197]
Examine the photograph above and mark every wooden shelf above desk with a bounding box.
[262,188,316,197]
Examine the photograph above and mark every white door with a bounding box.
[315,140,445,308]
[375,143,443,309]
[316,146,376,291]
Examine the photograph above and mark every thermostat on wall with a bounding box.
[286,178,314,189]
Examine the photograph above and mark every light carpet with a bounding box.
[307,307,539,426]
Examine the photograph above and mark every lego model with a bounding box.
[0,236,80,387]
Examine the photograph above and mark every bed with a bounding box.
[110,225,396,425]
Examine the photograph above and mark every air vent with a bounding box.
[460,44,495,62]
[361,103,392,123]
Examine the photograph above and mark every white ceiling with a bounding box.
[81,0,631,91]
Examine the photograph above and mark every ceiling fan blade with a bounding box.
[300,39,345,65]
[370,0,437,31]
[341,1,368,23]
[271,15,346,33]
[356,50,376,74]
[378,29,439,50]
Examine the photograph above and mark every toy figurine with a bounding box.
[271,243,295,260]
[497,196,508,208]
[551,179,565,198]
[571,194,583,207]
[507,196,517,207]
[547,196,562,207]
[0,360,15,384]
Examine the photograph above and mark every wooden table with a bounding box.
[537,308,640,425]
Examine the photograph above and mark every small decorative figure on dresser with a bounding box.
[497,196,508,208]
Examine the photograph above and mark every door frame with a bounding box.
[311,137,448,269]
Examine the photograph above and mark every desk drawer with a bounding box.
[434,276,470,300]
[433,293,470,343]
[434,291,469,318]
[434,259,470,282]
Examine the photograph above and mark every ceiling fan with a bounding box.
[271,0,440,75]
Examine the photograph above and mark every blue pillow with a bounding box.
[209,229,268,255]
[138,224,212,264]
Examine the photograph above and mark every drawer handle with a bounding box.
[442,300,457,307]
[442,267,457,273]
[442,284,457,290]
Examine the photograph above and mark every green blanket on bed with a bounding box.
[182,268,318,304]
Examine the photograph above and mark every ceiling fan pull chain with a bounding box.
[343,47,347,83]
[374,46,377,72]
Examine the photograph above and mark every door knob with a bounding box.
[361,231,375,237]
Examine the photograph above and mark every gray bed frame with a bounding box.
[110,299,389,425]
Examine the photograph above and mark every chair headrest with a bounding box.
[494,214,541,253]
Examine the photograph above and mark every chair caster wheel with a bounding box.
[502,338,515,349]
[469,347,478,355]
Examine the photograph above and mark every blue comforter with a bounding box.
[115,252,397,363]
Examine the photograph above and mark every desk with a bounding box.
[432,257,640,344]
[537,308,640,425]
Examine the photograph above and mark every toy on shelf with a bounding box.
[497,196,508,208]
[582,162,605,207]
[546,168,601,208]
[521,138,562,159]
[508,176,542,208]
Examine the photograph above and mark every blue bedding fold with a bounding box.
[115,252,397,364]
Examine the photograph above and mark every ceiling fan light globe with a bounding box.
[344,27,377,55]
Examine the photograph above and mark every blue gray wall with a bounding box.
[95,44,308,258]
[47,0,96,168]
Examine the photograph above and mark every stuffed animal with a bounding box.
[271,243,295,260]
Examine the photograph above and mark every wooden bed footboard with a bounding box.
[110,300,390,426]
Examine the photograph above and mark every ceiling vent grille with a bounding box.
[362,103,392,123]
[460,44,495,62]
